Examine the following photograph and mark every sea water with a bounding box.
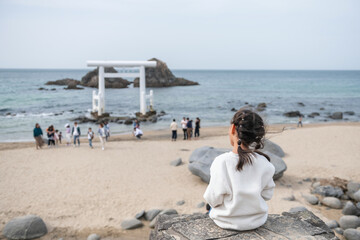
[0,69,359,142]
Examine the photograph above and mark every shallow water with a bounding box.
[0,69,359,142]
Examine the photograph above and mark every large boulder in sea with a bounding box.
[188,141,287,183]
[150,210,338,239]
[133,58,199,87]
[45,78,80,86]
[80,67,131,88]
[2,215,48,239]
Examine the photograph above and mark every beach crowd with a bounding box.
[33,117,200,150]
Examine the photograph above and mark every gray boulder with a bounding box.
[289,206,308,213]
[262,139,285,157]
[339,215,360,230]
[342,201,360,216]
[145,209,162,221]
[344,111,355,116]
[134,58,199,87]
[170,158,182,166]
[188,146,287,183]
[262,151,287,180]
[344,229,360,240]
[135,210,145,219]
[312,185,344,198]
[188,146,229,183]
[2,215,48,240]
[150,210,338,239]
[325,220,339,229]
[87,233,101,240]
[284,111,301,117]
[330,112,343,120]
[354,190,360,202]
[149,209,178,228]
[304,194,319,205]
[321,197,342,209]
[334,228,343,235]
[197,202,205,208]
[176,200,185,206]
[347,181,360,200]
[121,218,144,230]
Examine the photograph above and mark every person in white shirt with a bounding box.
[180,117,187,140]
[134,127,143,139]
[204,109,275,231]
[98,123,106,150]
[170,119,178,141]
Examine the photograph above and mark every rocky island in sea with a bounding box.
[45,58,199,89]
[133,58,199,87]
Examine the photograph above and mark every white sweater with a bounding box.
[203,151,275,231]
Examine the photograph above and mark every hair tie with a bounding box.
[237,139,242,146]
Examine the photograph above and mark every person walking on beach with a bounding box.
[65,124,71,146]
[104,121,110,141]
[88,128,94,149]
[98,123,106,150]
[170,119,178,141]
[33,123,44,149]
[195,117,201,138]
[181,117,187,140]
[186,118,193,140]
[203,109,275,231]
[297,115,303,128]
[47,125,55,147]
[72,122,81,147]
[134,127,143,139]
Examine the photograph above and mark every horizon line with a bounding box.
[0,67,360,71]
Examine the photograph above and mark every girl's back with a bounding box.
[204,151,275,231]
[203,108,275,231]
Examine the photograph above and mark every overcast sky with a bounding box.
[0,0,359,69]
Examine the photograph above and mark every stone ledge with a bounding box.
[150,210,338,239]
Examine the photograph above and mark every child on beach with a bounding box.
[88,128,94,148]
[98,123,106,150]
[134,127,143,139]
[54,130,59,145]
[58,131,62,144]
[203,109,275,231]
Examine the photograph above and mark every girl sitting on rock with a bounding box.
[204,109,275,231]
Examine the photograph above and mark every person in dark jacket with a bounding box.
[195,117,201,138]
[186,118,193,140]
[33,123,44,149]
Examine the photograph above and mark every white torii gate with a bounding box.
[87,60,157,116]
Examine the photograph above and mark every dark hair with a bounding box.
[74,122,78,124]
[89,128,92,130]
[99,123,103,127]
[35,123,39,128]
[231,109,270,171]
[187,117,189,120]
[173,119,176,121]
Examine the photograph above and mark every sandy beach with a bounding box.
[1,122,360,239]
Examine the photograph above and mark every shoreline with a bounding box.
[1,121,359,151]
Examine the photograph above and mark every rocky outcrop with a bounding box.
[150,210,338,239]
[188,141,287,183]
[64,82,84,90]
[284,111,301,117]
[45,78,80,86]
[133,58,199,87]
[81,67,131,88]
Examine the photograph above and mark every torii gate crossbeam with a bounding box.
[87,60,157,116]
